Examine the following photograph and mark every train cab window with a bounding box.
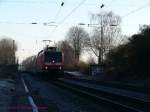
[45,52,62,63]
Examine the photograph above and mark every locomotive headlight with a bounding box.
[45,66,48,70]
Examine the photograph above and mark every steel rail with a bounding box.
[52,79,149,112]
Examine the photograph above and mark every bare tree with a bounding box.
[87,56,96,65]
[66,26,89,66]
[89,11,121,64]
[22,55,36,71]
[0,37,17,64]
[56,40,75,69]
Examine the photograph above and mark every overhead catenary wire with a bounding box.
[0,21,56,25]
[53,1,65,21]
[51,0,87,36]
[58,0,87,25]
[122,2,150,18]
[86,1,150,46]
[49,1,65,37]
[115,2,150,45]
[54,7,63,20]
[105,1,150,45]
[104,0,117,8]
[49,0,150,39]
[1,0,57,4]
[0,1,65,26]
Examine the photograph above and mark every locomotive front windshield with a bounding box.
[45,52,62,63]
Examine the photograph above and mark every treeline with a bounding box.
[105,25,150,80]
[0,37,17,65]
[22,55,36,71]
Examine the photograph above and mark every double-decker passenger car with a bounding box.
[36,46,64,77]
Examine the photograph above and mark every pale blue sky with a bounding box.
[0,0,150,62]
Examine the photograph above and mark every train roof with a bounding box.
[37,46,62,56]
[44,46,57,52]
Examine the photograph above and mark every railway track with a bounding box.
[64,73,150,95]
[52,78,150,112]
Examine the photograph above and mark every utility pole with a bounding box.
[78,22,104,65]
[98,17,104,65]
[12,40,15,64]
[100,25,104,65]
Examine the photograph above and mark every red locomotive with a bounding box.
[36,46,64,76]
